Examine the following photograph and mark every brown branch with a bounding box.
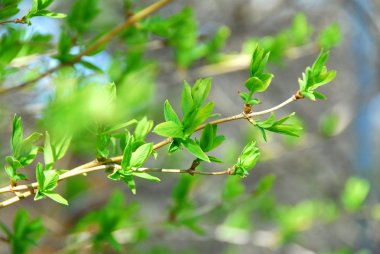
[0,18,27,25]
[0,0,173,95]
[0,165,231,208]
[0,93,300,207]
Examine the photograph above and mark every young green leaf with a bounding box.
[44,132,54,169]
[298,50,336,100]
[237,141,260,170]
[318,23,342,49]
[134,117,153,142]
[341,177,370,212]
[182,138,210,162]
[43,170,59,191]
[0,0,22,20]
[44,191,68,205]
[11,114,23,155]
[133,172,161,182]
[123,175,136,194]
[153,121,184,138]
[191,78,212,107]
[96,133,110,159]
[181,81,194,115]
[130,143,153,167]
[200,124,215,152]
[164,100,181,125]
[121,134,133,171]
[183,102,214,135]
[0,209,44,254]
[102,120,137,134]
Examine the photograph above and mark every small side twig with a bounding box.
[0,18,27,25]
[0,0,173,95]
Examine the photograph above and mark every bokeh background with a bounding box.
[1,0,380,253]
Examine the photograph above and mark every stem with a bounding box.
[0,94,299,207]
[0,19,26,25]
[0,0,173,95]
[0,165,230,208]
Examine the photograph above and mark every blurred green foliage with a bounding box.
[0,1,371,254]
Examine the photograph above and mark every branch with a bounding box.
[0,0,173,95]
[0,18,27,25]
[0,93,300,207]
[0,165,231,208]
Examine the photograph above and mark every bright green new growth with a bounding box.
[298,50,336,100]
[240,46,273,105]
[154,78,218,162]
[0,210,44,254]
[5,115,42,183]
[255,112,303,142]
[234,141,260,177]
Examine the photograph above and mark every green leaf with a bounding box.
[249,45,270,77]
[181,81,194,115]
[130,143,153,167]
[134,117,153,141]
[38,0,55,9]
[253,174,276,197]
[256,113,275,128]
[266,112,303,137]
[239,92,249,101]
[44,132,54,169]
[29,10,66,18]
[244,77,263,94]
[318,23,342,49]
[200,124,215,152]
[5,209,44,254]
[237,141,260,172]
[133,172,161,182]
[153,121,184,138]
[290,13,313,46]
[191,78,212,107]
[123,175,136,194]
[78,60,103,73]
[96,133,110,159]
[182,138,210,162]
[53,135,71,161]
[35,163,45,190]
[298,50,336,100]
[312,50,329,75]
[44,191,68,205]
[320,112,339,137]
[57,30,72,61]
[0,0,22,20]
[43,170,59,191]
[341,177,370,212]
[183,102,214,135]
[11,114,23,154]
[121,134,133,171]
[223,176,245,201]
[67,0,99,33]
[164,100,181,125]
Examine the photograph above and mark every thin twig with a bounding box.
[0,0,173,95]
[0,19,26,25]
[0,94,300,207]
[0,165,230,207]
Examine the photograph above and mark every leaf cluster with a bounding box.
[153,78,225,163]
[239,46,273,105]
[0,210,44,254]
[298,50,336,100]
[255,112,303,141]
[243,13,342,63]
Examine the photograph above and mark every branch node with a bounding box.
[295,90,304,100]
